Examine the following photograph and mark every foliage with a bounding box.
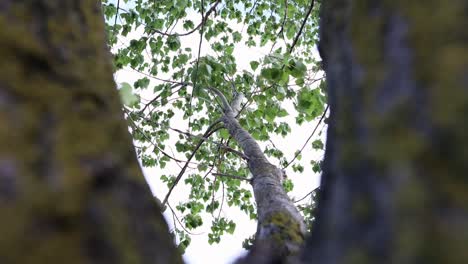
[101,0,326,252]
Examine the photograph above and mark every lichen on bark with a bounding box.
[0,1,181,263]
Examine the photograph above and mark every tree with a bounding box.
[0,2,180,263]
[304,0,468,263]
[101,0,326,256]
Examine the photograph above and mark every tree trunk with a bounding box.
[304,1,468,263]
[210,90,306,263]
[0,1,181,264]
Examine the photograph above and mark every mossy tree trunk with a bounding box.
[0,1,181,263]
[304,1,468,263]
[208,90,306,263]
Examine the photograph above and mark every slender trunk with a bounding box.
[304,1,468,263]
[218,105,306,261]
[0,1,180,263]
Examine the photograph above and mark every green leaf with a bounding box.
[261,67,282,82]
[288,59,307,78]
[134,77,150,89]
[250,61,259,71]
[166,36,181,51]
[183,20,195,30]
[312,139,324,150]
[227,221,236,234]
[119,82,139,107]
[232,32,242,42]
[278,109,288,117]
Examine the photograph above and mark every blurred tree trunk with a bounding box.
[304,1,468,263]
[0,1,181,263]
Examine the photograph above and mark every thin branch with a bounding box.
[150,0,220,37]
[170,127,249,160]
[167,18,179,35]
[277,0,288,38]
[139,83,186,114]
[241,0,260,33]
[113,0,121,35]
[125,109,190,164]
[162,121,223,206]
[289,0,315,54]
[217,181,225,220]
[189,0,216,131]
[210,175,218,217]
[212,172,252,182]
[128,67,189,85]
[167,202,204,236]
[294,188,318,203]
[283,104,328,169]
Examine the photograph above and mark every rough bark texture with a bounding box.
[0,1,181,263]
[304,1,468,263]
[213,92,306,262]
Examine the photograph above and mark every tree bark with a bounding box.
[0,1,181,263]
[304,1,468,263]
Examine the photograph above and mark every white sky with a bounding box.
[111,3,325,263]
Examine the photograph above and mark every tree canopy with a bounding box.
[101,0,327,252]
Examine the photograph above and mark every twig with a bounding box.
[189,0,216,131]
[217,181,225,220]
[167,203,204,235]
[170,127,249,160]
[150,0,220,37]
[113,0,120,35]
[289,0,315,54]
[241,0,260,33]
[139,83,185,114]
[283,105,328,169]
[124,109,190,164]
[128,67,189,85]
[162,121,223,206]
[212,173,252,182]
[277,0,288,38]
[294,188,317,203]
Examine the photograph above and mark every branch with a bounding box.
[208,87,232,113]
[212,173,252,182]
[169,127,249,160]
[230,92,245,116]
[241,0,260,33]
[162,121,222,206]
[189,0,215,131]
[139,83,186,114]
[289,0,315,54]
[124,109,190,164]
[294,187,318,203]
[150,0,221,37]
[129,67,189,85]
[283,104,328,169]
[113,0,120,35]
[277,0,288,38]
[167,202,204,236]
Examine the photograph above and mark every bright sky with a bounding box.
[110,2,325,263]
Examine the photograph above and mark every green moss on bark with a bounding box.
[0,2,181,263]
[262,211,304,246]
